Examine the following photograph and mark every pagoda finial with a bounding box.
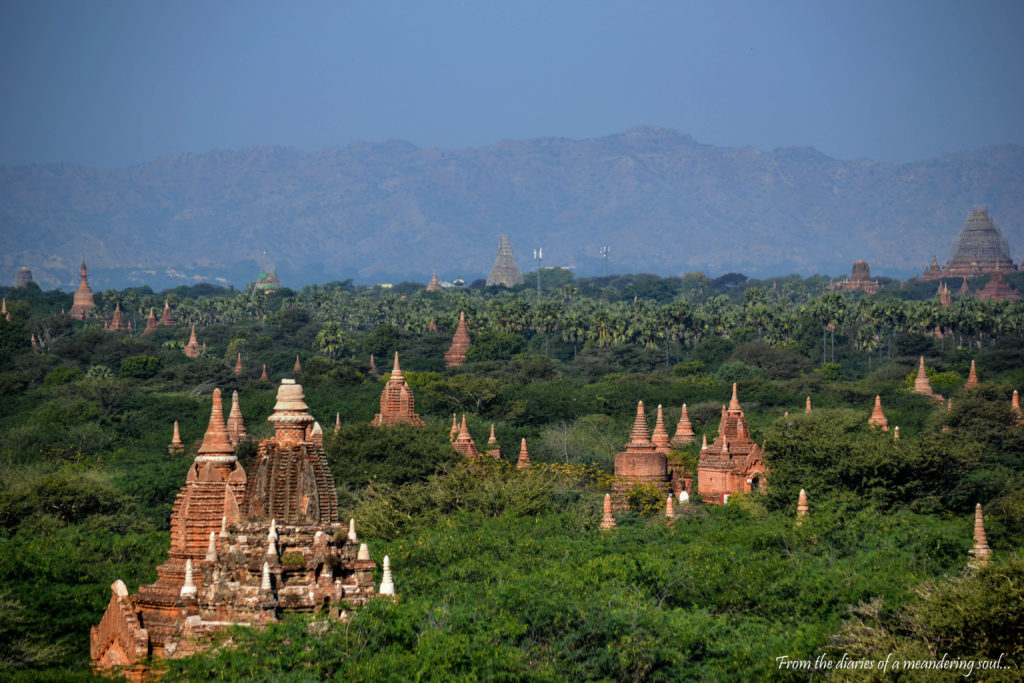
[600,493,616,530]
[729,383,741,410]
[805,396,812,414]
[188,325,197,345]
[672,404,695,446]
[971,503,991,565]
[701,433,708,451]
[294,354,302,373]
[180,559,197,599]
[516,438,531,469]
[334,412,341,434]
[1013,390,1022,420]
[894,426,900,441]
[259,364,269,382]
[449,413,458,441]
[219,515,228,539]
[234,353,243,376]
[205,531,218,562]
[226,390,247,444]
[379,555,396,595]
[797,488,808,517]
[665,495,674,520]
[357,543,370,561]
[488,424,497,444]
[347,518,357,543]
[651,404,671,451]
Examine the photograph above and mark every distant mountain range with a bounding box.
[2,126,1023,291]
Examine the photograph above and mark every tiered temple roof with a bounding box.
[143,308,159,335]
[183,326,202,358]
[444,312,471,367]
[976,272,1021,301]
[371,353,425,427]
[965,361,979,389]
[696,384,767,503]
[611,401,671,510]
[160,300,179,326]
[486,235,525,287]
[651,405,671,453]
[923,208,1018,280]
[69,261,96,320]
[106,301,132,332]
[516,439,531,469]
[452,415,480,459]
[829,260,880,294]
[92,380,380,673]
[486,425,501,459]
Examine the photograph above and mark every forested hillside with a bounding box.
[0,270,1021,680]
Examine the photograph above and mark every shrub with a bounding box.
[119,355,164,379]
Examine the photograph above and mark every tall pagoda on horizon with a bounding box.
[486,235,524,287]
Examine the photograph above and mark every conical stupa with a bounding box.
[486,235,524,287]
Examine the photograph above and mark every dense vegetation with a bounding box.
[0,271,1021,680]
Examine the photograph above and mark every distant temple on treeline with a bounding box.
[922,208,1019,280]
[829,260,880,294]
[69,261,96,320]
[371,353,425,427]
[91,380,389,675]
[486,235,524,287]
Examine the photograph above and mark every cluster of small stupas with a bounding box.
[69,261,96,320]
[451,414,481,459]
[91,380,390,674]
[922,208,1019,280]
[696,384,767,504]
[142,300,179,335]
[444,311,471,367]
[371,353,425,427]
[486,235,525,287]
[829,260,880,294]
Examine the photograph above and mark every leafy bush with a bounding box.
[119,355,164,379]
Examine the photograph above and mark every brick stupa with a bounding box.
[965,361,979,388]
[611,402,671,510]
[971,503,991,566]
[486,425,501,459]
[106,301,132,332]
[168,421,184,454]
[143,308,159,335]
[226,390,247,445]
[651,405,672,453]
[868,396,889,431]
[426,270,442,292]
[91,380,380,674]
[234,353,243,376]
[183,326,202,358]
[160,300,179,326]
[913,357,944,403]
[452,415,479,459]
[444,312,471,367]
[371,352,425,427]
[516,438,531,469]
[696,384,768,504]
[671,404,695,447]
[69,260,96,320]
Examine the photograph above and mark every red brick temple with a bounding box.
[143,309,159,335]
[159,300,179,326]
[444,311,471,367]
[371,352,425,427]
[829,260,880,294]
[183,326,202,358]
[976,272,1021,301]
[106,301,132,332]
[696,384,767,503]
[90,381,381,674]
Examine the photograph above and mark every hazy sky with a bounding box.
[1,0,1022,168]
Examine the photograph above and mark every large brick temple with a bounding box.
[371,352,425,426]
[90,380,380,675]
[696,384,767,503]
[922,208,1018,280]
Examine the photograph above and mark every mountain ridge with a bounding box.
[2,127,1023,290]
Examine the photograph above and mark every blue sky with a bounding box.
[1,0,1022,168]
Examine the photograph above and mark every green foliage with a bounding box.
[672,359,705,377]
[713,360,766,383]
[119,354,164,379]
[464,330,526,361]
[624,482,666,513]
[43,365,84,387]
[818,362,843,381]
[325,424,460,491]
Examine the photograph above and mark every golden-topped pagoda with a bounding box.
[69,260,96,320]
[696,384,767,503]
[371,352,425,427]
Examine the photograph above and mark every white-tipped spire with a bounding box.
[180,559,197,599]
[378,555,395,595]
[220,515,228,539]
[205,531,218,562]
[679,490,689,503]
[269,518,278,541]
[266,530,277,558]
[261,561,272,591]
[666,496,674,520]
[358,543,370,561]
[347,518,357,543]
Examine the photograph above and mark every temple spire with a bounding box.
[261,562,272,591]
[205,531,218,562]
[143,308,158,335]
[651,405,671,452]
[627,401,652,448]
[965,360,979,388]
[180,560,197,599]
[234,353,243,376]
[335,412,341,434]
[671,404,695,446]
[226,390,247,445]
[665,495,674,521]
[600,493,616,530]
[169,421,184,453]
[293,354,302,373]
[868,395,889,431]
[797,489,808,518]
[805,396,812,414]
[259,364,269,382]
[516,438,531,469]
[378,556,396,596]
[197,389,236,461]
[347,518,357,543]
[729,383,741,411]
[971,503,991,565]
